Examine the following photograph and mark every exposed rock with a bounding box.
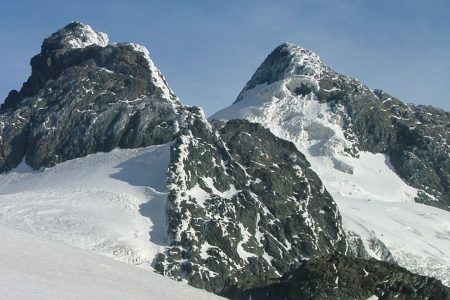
[346,231,395,264]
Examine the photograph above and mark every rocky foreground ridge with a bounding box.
[232,254,449,300]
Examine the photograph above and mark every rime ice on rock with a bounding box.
[43,22,109,51]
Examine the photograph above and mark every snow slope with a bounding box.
[0,225,222,300]
[212,80,450,285]
[0,144,172,267]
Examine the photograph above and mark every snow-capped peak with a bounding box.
[43,22,109,51]
[211,41,450,286]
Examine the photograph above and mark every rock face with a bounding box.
[232,254,450,300]
[155,114,347,293]
[0,22,180,172]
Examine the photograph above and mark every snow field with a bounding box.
[0,144,172,267]
[0,225,222,299]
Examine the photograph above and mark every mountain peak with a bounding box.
[271,42,323,77]
[277,41,318,57]
[0,22,181,171]
[42,22,109,52]
[235,42,324,102]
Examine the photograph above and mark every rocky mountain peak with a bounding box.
[1,22,449,299]
[1,22,178,112]
[42,22,109,52]
[0,22,181,172]
[212,38,450,287]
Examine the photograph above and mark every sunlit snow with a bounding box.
[0,225,222,300]
[0,144,172,267]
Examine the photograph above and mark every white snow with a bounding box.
[236,223,258,262]
[202,177,239,199]
[339,197,450,282]
[211,68,450,285]
[0,225,222,300]
[0,144,172,267]
[186,183,211,208]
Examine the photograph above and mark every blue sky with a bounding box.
[0,0,449,115]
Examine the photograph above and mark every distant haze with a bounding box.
[1,0,449,115]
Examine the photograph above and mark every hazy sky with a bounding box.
[1,0,449,115]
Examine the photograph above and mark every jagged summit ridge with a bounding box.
[42,22,109,51]
[2,22,177,113]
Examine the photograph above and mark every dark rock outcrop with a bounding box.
[232,254,450,300]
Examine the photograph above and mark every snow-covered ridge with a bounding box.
[0,144,171,267]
